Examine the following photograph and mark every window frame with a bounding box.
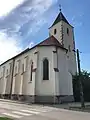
[43,58,49,80]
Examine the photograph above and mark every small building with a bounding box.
[0,10,77,103]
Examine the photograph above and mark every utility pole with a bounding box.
[77,49,85,108]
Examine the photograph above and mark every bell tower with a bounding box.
[49,8,77,75]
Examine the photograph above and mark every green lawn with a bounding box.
[0,117,13,120]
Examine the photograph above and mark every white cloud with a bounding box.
[28,42,34,48]
[32,0,57,14]
[0,0,58,64]
[71,12,84,28]
[0,32,22,64]
[0,0,24,17]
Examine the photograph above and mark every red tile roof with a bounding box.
[38,36,67,51]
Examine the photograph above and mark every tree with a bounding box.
[73,70,90,102]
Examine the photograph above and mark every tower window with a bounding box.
[67,28,69,35]
[43,58,49,80]
[54,29,57,35]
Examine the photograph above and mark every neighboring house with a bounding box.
[0,10,77,103]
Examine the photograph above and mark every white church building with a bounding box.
[0,10,77,103]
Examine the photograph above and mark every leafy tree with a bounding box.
[73,70,90,102]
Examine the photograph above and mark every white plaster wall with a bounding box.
[12,48,38,96]
[57,48,73,95]
[36,46,55,96]
[62,21,77,75]
[0,60,13,94]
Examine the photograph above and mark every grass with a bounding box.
[0,117,13,120]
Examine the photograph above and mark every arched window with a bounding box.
[54,29,57,35]
[30,61,33,81]
[67,28,69,35]
[43,58,49,80]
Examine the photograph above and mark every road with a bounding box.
[0,100,90,120]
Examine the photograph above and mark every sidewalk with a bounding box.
[0,98,90,110]
[46,102,90,110]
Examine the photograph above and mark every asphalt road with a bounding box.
[0,100,90,120]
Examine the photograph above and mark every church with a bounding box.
[0,10,77,103]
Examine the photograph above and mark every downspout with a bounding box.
[10,58,15,99]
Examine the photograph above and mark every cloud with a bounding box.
[0,32,22,64]
[0,0,57,41]
[0,0,24,17]
[71,12,84,28]
[0,0,57,63]
[28,42,34,48]
[71,16,76,21]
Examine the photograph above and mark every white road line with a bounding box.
[28,108,47,112]
[2,113,22,118]
[21,109,40,114]
[13,111,31,116]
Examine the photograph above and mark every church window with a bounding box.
[3,66,5,77]
[24,56,28,72]
[17,60,20,73]
[21,63,24,74]
[6,69,8,77]
[14,60,20,76]
[54,29,57,35]
[43,58,49,80]
[15,65,18,76]
[30,61,33,81]
[67,28,69,35]
[9,63,12,73]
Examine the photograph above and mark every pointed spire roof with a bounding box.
[50,12,70,28]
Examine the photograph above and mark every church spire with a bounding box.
[50,6,70,28]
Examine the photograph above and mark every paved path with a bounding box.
[0,100,90,120]
[0,100,58,119]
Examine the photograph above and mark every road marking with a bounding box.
[28,108,47,112]
[21,109,40,114]
[2,113,22,118]
[13,111,31,116]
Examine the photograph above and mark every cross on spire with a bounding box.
[59,4,61,12]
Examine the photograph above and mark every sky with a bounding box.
[0,0,90,71]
